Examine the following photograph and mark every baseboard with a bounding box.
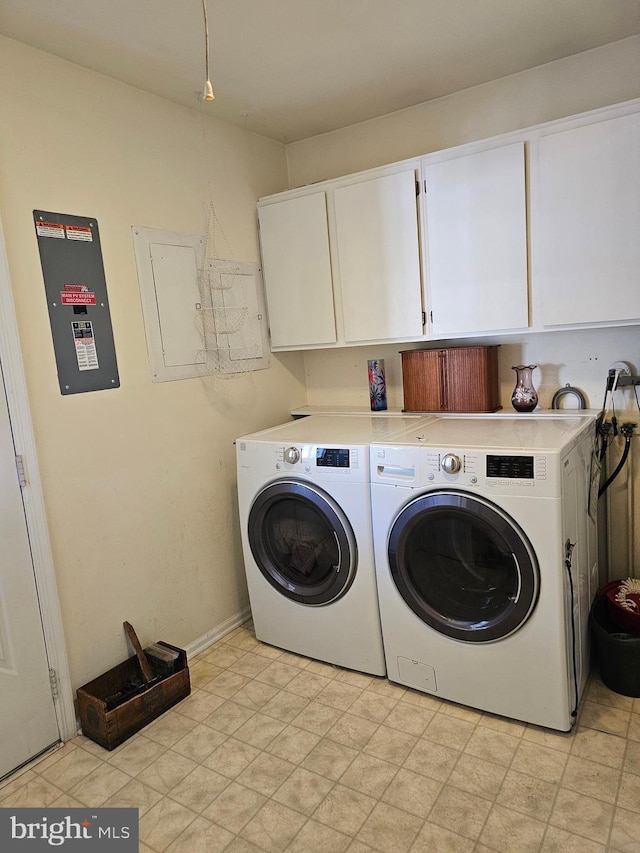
[184,607,252,659]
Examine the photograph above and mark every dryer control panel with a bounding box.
[372,444,561,498]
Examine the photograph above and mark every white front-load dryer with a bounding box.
[371,415,598,729]
[236,414,427,675]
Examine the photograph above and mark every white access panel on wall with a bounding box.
[133,227,204,381]
[150,241,205,370]
[133,227,269,380]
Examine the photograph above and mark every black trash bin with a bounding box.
[590,594,640,697]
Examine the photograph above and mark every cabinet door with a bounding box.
[333,169,423,343]
[423,142,528,336]
[258,193,336,348]
[531,112,640,327]
[401,349,442,411]
[443,347,501,413]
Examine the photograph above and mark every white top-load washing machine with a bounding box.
[236,413,429,675]
[370,414,598,730]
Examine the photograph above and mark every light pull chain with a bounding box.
[202,0,215,101]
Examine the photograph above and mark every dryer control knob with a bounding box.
[284,446,300,464]
[441,454,461,474]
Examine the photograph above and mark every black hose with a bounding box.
[598,434,632,498]
[564,543,578,721]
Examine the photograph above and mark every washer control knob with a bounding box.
[284,446,300,465]
[441,454,461,474]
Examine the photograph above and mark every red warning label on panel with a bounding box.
[60,284,96,305]
[61,292,96,305]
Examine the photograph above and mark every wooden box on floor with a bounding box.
[401,345,501,413]
[77,642,190,750]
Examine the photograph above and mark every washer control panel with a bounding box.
[425,450,547,487]
[257,442,368,483]
[373,445,560,497]
[276,445,356,469]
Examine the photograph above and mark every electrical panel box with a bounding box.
[34,210,119,395]
[133,226,270,381]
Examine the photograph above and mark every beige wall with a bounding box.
[0,36,305,690]
[286,36,640,186]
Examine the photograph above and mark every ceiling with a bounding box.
[1,0,639,143]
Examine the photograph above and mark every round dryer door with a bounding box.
[248,479,357,606]
[388,490,539,642]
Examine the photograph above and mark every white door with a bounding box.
[0,362,59,780]
[333,168,423,343]
[422,142,528,336]
[258,192,337,349]
[531,111,640,327]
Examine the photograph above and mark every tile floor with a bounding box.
[2,622,639,853]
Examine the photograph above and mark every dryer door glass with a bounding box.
[248,480,357,605]
[388,490,539,642]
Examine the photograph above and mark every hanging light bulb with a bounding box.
[202,0,215,102]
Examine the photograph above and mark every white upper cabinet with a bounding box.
[422,142,528,337]
[530,111,640,327]
[257,100,639,350]
[333,169,423,343]
[258,163,423,350]
[258,192,336,348]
